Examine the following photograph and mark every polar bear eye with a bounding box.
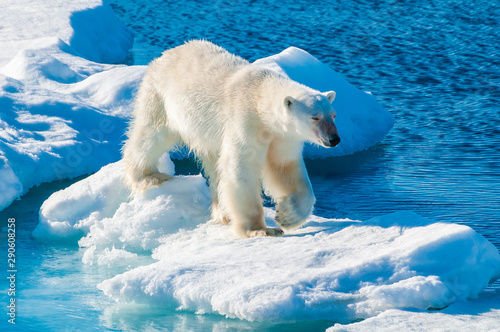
[311,116,320,121]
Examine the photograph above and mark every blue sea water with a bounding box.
[1,0,499,330]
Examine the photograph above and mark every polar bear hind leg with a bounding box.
[123,124,177,194]
[123,82,177,194]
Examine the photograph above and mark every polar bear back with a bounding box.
[145,40,256,156]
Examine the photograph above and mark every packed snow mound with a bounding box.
[33,155,177,243]
[36,159,500,323]
[255,47,394,158]
[0,0,138,211]
[98,214,500,322]
[0,0,132,66]
[0,44,145,210]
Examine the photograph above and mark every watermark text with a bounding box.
[7,218,16,325]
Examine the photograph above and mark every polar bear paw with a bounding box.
[145,172,173,185]
[133,172,173,193]
[211,203,231,224]
[275,210,303,229]
[246,228,284,237]
[275,194,312,230]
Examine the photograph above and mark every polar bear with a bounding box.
[122,40,340,237]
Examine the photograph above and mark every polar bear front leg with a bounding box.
[263,158,316,230]
[217,141,283,238]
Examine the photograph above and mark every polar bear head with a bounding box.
[283,90,340,148]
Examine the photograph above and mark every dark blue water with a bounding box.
[109,0,500,247]
[2,0,499,330]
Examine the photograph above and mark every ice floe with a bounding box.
[35,157,500,323]
[0,0,138,210]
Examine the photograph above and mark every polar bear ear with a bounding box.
[284,96,295,109]
[326,91,336,103]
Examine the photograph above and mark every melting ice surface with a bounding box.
[35,158,500,324]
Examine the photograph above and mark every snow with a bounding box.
[35,158,500,323]
[33,154,176,242]
[0,0,139,211]
[328,291,500,331]
[0,0,393,211]
[0,0,133,67]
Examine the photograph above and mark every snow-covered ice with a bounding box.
[0,0,393,211]
[0,0,140,210]
[0,0,132,67]
[35,157,500,323]
[328,291,500,331]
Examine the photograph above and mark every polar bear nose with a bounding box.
[329,135,341,147]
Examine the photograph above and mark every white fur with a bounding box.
[122,40,339,237]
